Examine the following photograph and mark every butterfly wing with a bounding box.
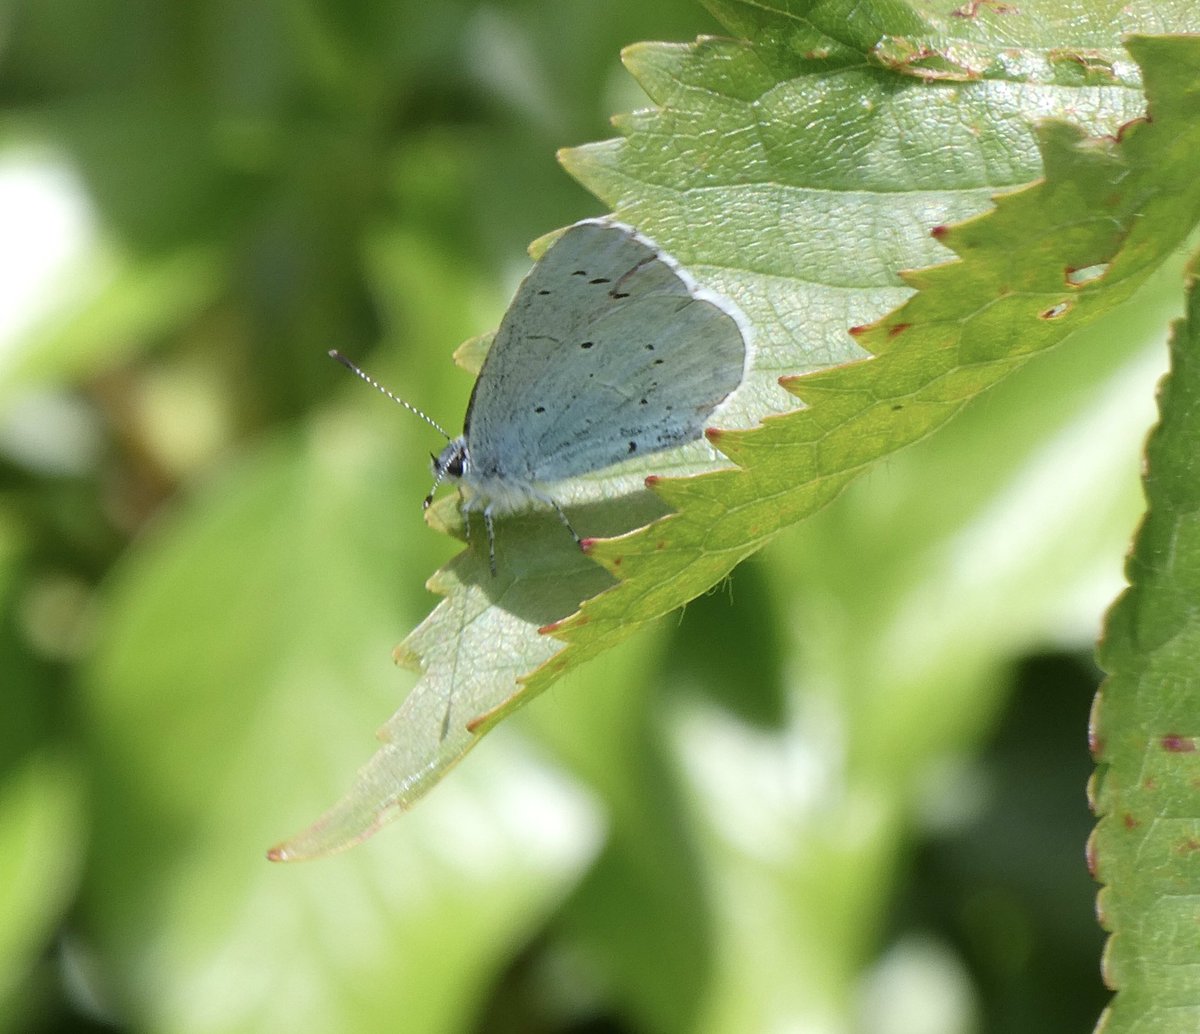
[463,220,748,486]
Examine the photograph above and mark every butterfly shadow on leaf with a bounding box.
[426,487,671,624]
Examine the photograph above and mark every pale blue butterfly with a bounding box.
[333,218,751,573]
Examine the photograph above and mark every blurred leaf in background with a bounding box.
[0,2,715,1031]
[0,1,1193,1033]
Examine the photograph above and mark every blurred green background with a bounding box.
[0,1,1181,1032]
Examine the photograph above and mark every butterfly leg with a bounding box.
[483,506,498,576]
[530,489,580,546]
[552,501,580,545]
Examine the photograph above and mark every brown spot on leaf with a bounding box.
[1048,48,1118,82]
[1162,734,1197,752]
[952,0,1017,15]
[1066,263,1110,287]
[1040,301,1072,320]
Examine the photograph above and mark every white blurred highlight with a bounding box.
[0,149,97,360]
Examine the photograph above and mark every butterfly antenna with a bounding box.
[424,463,450,510]
[328,350,450,440]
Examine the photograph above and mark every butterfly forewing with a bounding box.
[463,221,747,485]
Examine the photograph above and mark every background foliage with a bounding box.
[0,1,1194,1032]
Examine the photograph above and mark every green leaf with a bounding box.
[273,7,1200,857]
[1090,255,1200,1032]
[0,752,82,1034]
[1,243,225,401]
[80,421,603,1033]
[0,144,226,402]
[0,514,85,1032]
[526,248,1178,1031]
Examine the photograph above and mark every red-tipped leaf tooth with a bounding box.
[466,692,520,733]
[1087,693,1103,757]
[1114,114,1150,142]
[539,613,587,635]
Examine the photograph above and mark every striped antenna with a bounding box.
[328,350,450,440]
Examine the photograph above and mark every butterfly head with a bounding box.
[433,438,467,480]
[425,437,468,509]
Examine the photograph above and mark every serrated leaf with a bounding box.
[273,7,1200,858]
[1090,255,1200,1033]
[80,421,603,1033]
[0,753,82,1033]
